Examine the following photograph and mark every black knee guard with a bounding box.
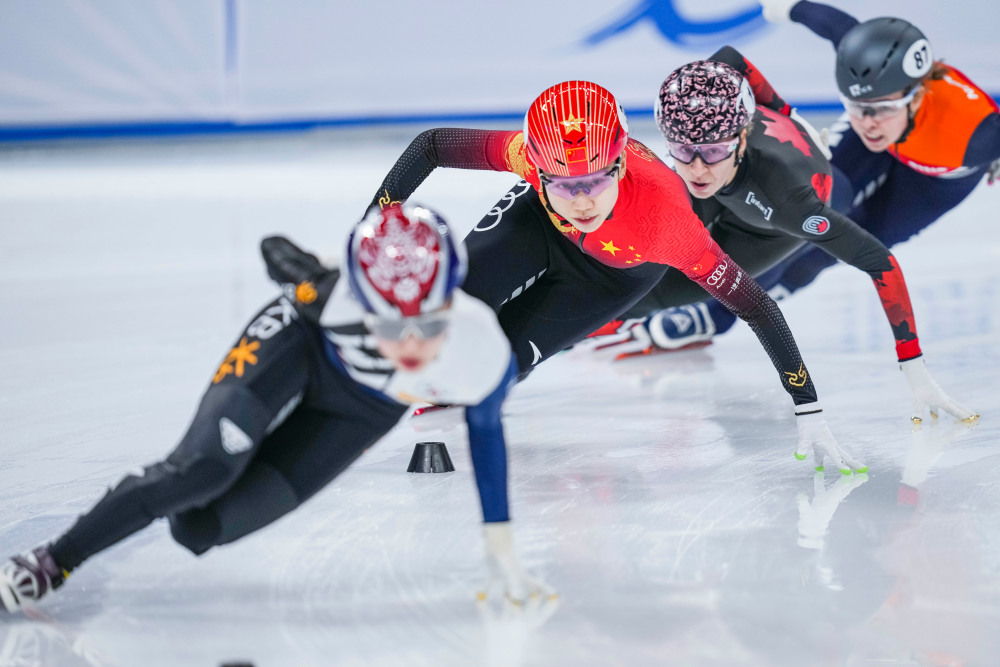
[169,462,299,555]
[168,506,222,556]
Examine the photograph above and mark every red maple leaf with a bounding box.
[759,107,811,157]
[811,172,832,203]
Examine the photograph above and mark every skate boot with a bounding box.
[0,546,67,613]
[610,304,716,360]
[646,304,716,349]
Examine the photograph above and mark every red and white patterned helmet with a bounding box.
[523,80,629,177]
[656,60,756,144]
[346,203,467,318]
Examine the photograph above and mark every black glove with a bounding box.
[260,236,339,321]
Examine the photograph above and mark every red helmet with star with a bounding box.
[523,80,629,177]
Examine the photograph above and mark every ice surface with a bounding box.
[1,125,998,666]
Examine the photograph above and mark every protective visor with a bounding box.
[540,159,621,200]
[840,87,918,119]
[364,311,450,341]
[666,137,740,165]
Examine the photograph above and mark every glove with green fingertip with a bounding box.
[794,402,868,475]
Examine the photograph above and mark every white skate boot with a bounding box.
[0,546,66,614]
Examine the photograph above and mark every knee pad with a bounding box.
[167,463,300,555]
[169,507,222,556]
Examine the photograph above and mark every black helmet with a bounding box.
[835,17,933,100]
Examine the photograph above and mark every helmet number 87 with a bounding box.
[903,39,933,78]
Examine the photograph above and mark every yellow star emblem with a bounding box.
[601,240,620,256]
[561,115,585,133]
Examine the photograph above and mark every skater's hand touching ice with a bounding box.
[899,357,978,424]
[987,159,999,186]
[479,522,557,606]
[794,402,867,474]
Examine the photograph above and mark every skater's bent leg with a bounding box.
[49,297,314,572]
[49,384,274,571]
[171,405,402,553]
[170,461,297,554]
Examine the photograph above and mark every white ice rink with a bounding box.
[1,123,999,667]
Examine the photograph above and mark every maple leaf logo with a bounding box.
[759,107,811,157]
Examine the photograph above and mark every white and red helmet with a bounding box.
[523,80,629,177]
[346,203,466,318]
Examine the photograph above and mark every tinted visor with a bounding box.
[666,138,739,165]
[540,159,621,200]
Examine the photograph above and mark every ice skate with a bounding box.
[0,546,66,614]
[613,304,716,360]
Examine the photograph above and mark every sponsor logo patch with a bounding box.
[745,191,773,221]
[220,417,253,455]
[706,261,728,286]
[849,83,873,98]
[802,216,830,235]
[943,74,980,100]
[213,336,261,384]
[476,180,532,232]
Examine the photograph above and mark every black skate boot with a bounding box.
[0,546,67,613]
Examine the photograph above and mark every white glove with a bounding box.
[479,522,557,605]
[987,158,999,186]
[794,402,868,474]
[899,357,978,423]
[790,108,833,160]
[476,577,560,667]
[759,0,799,22]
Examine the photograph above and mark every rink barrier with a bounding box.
[0,102,846,143]
[3,96,997,143]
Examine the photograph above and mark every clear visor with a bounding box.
[364,311,450,341]
[840,88,918,119]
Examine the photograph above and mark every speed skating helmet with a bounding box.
[346,202,467,318]
[523,80,629,177]
[836,17,933,100]
[656,60,756,144]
